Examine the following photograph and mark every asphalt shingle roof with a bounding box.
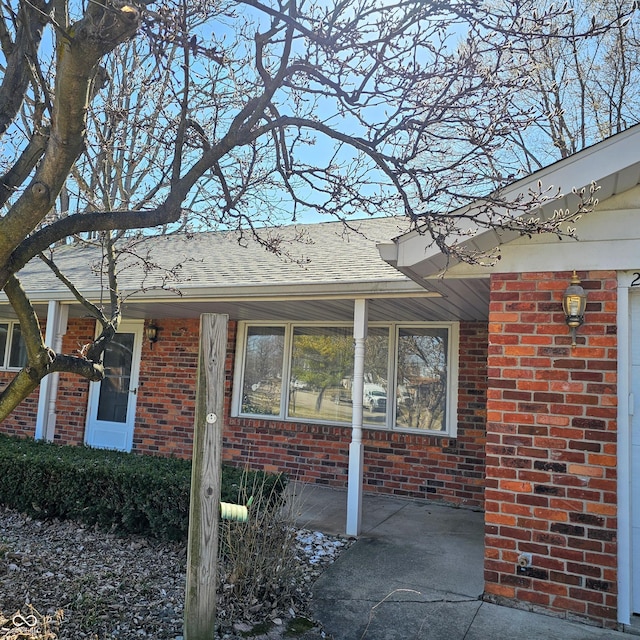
[17,217,415,297]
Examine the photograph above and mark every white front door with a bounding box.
[631,293,640,612]
[85,322,143,452]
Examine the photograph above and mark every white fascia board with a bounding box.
[376,241,398,266]
[4,278,440,306]
[129,280,441,302]
[439,202,640,276]
[478,238,640,274]
[390,125,640,275]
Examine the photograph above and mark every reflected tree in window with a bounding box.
[364,329,390,386]
[290,328,353,419]
[362,329,390,425]
[241,327,285,415]
[0,325,8,366]
[396,328,448,431]
[8,324,27,369]
[0,322,27,369]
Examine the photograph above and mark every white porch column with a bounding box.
[35,301,69,441]
[346,298,368,536]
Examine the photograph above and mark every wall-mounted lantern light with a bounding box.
[146,322,159,349]
[562,271,587,347]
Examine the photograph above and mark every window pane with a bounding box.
[396,327,448,431]
[363,328,389,426]
[8,324,27,368]
[0,323,8,366]
[241,327,285,415]
[97,332,135,422]
[289,327,354,422]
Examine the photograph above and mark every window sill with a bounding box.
[232,413,455,438]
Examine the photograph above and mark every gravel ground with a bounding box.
[0,506,350,640]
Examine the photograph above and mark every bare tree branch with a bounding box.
[0,0,635,419]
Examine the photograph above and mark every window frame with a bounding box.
[0,320,28,370]
[232,320,459,436]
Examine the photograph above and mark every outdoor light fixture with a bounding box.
[146,322,159,349]
[562,271,587,347]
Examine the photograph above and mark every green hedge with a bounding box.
[0,434,286,541]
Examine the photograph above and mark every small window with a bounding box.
[0,321,27,369]
[240,326,285,416]
[8,324,27,368]
[0,324,8,363]
[234,321,458,435]
[395,327,448,431]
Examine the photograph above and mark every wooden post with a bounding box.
[184,314,228,640]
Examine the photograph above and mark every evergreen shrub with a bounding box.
[0,433,286,541]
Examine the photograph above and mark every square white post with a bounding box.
[35,301,69,441]
[346,298,368,536]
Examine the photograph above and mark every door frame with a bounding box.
[84,320,144,452]
[617,271,635,625]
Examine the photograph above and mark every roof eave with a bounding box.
[0,277,438,306]
[384,124,640,280]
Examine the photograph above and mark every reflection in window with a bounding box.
[8,324,27,369]
[362,328,389,426]
[241,327,285,416]
[0,324,8,366]
[396,328,448,431]
[289,327,354,422]
[97,333,135,423]
[0,321,27,369]
[235,322,454,434]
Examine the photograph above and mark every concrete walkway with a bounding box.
[290,484,631,640]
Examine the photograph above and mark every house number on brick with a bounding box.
[631,272,640,286]
[206,413,218,424]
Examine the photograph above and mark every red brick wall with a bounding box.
[0,316,487,508]
[224,320,488,507]
[135,318,199,457]
[54,318,95,445]
[0,317,94,441]
[0,374,39,438]
[484,270,618,627]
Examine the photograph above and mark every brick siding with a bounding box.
[134,318,199,457]
[54,318,95,445]
[0,317,94,442]
[224,320,487,507]
[0,377,39,439]
[0,317,487,508]
[484,270,618,628]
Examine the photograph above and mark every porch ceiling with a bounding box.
[115,281,490,322]
[0,277,490,325]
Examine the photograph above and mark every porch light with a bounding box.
[146,322,159,349]
[562,271,587,347]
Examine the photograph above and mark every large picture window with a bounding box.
[0,321,27,370]
[234,322,458,435]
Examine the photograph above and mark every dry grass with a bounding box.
[216,476,308,634]
[0,479,346,639]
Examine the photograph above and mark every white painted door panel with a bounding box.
[85,323,143,452]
